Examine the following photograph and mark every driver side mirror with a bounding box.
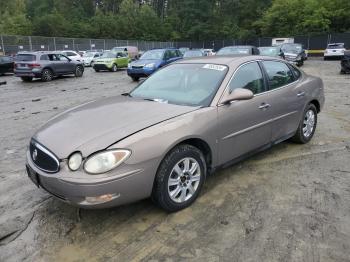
[221,88,254,104]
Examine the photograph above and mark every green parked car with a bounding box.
[93,51,130,72]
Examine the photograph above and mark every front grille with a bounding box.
[132,65,144,69]
[29,139,60,173]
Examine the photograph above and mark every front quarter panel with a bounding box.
[109,107,218,196]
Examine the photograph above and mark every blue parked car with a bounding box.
[127,48,182,81]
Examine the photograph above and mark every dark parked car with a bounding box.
[340,51,350,74]
[216,46,260,56]
[280,43,306,67]
[26,56,324,212]
[0,55,14,75]
[258,46,285,59]
[127,48,182,81]
[14,52,84,82]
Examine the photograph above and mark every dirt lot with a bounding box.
[0,60,350,262]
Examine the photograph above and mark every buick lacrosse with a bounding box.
[26,56,325,212]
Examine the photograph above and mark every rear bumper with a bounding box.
[14,68,42,77]
[324,53,344,57]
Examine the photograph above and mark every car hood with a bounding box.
[283,51,300,57]
[95,57,114,62]
[33,95,199,159]
[131,59,161,66]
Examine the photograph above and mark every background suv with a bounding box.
[324,43,346,60]
[127,48,182,81]
[93,51,130,72]
[14,52,84,82]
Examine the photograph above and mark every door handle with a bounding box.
[259,103,271,110]
[297,91,305,97]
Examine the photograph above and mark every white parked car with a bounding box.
[203,49,215,56]
[59,50,82,62]
[82,52,102,67]
[324,43,346,59]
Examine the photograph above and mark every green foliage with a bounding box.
[1,0,350,40]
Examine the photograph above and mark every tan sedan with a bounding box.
[26,56,325,212]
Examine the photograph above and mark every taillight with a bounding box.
[28,63,41,68]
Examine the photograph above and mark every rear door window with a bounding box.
[40,54,49,60]
[262,61,294,90]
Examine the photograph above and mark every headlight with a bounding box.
[144,63,155,68]
[128,63,132,68]
[68,152,83,171]
[84,149,131,174]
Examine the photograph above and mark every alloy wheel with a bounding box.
[303,109,315,138]
[167,157,201,203]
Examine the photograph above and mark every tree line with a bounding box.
[0,0,349,41]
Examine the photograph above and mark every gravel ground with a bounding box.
[0,61,350,262]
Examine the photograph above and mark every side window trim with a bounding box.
[259,60,299,93]
[226,60,266,95]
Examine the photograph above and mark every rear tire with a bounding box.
[151,144,206,212]
[75,65,83,77]
[21,76,33,82]
[291,103,317,144]
[41,69,53,82]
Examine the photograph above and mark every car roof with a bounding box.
[221,45,255,48]
[175,55,280,67]
[16,51,55,55]
[148,48,179,51]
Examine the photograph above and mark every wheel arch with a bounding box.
[161,137,213,173]
[309,99,320,113]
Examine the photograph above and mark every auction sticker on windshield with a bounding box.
[202,64,227,71]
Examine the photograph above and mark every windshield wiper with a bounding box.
[122,93,133,97]
[143,98,168,103]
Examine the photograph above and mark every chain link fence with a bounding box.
[1,34,350,55]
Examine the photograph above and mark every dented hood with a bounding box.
[33,95,198,158]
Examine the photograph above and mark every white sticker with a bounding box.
[41,45,45,49]
[202,64,226,71]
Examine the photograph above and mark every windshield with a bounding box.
[217,47,250,55]
[101,52,115,58]
[281,44,302,53]
[258,47,279,56]
[83,53,95,57]
[130,63,228,107]
[15,54,36,61]
[183,50,203,58]
[140,50,164,60]
[327,44,344,49]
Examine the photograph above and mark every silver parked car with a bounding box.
[14,51,84,82]
[26,56,325,212]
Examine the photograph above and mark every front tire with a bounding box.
[131,76,139,81]
[41,69,53,82]
[152,144,206,212]
[291,103,317,144]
